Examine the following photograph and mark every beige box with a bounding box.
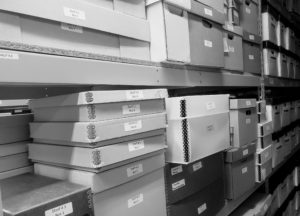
[230,99,258,147]
[34,152,165,194]
[29,89,168,122]
[29,136,166,172]
[0,153,30,173]
[30,113,166,146]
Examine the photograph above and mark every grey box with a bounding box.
[243,41,261,74]
[240,0,259,35]
[224,31,244,71]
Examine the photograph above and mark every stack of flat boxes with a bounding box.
[29,89,169,216]
[256,100,273,183]
[226,98,257,200]
[0,0,151,60]
[0,100,32,180]
[165,95,230,216]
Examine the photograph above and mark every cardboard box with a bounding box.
[223,30,244,71]
[0,142,28,157]
[239,0,259,35]
[225,142,256,163]
[225,154,256,200]
[1,174,93,216]
[266,104,281,132]
[29,89,168,122]
[194,0,224,13]
[290,128,297,149]
[257,120,274,137]
[29,137,166,172]
[256,159,272,182]
[164,152,224,204]
[30,113,167,146]
[290,101,297,123]
[282,132,292,158]
[167,178,225,216]
[277,52,289,78]
[276,20,286,47]
[284,27,296,53]
[230,99,258,147]
[257,134,273,149]
[93,168,167,216]
[34,152,165,194]
[281,102,291,128]
[262,11,278,44]
[114,0,146,19]
[287,56,296,79]
[0,166,33,180]
[243,41,261,74]
[296,100,300,120]
[0,153,30,173]
[272,139,284,168]
[256,144,273,165]
[263,48,279,77]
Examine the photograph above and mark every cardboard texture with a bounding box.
[29,136,166,172]
[225,142,256,163]
[225,154,256,200]
[240,0,259,35]
[34,152,165,194]
[257,134,273,149]
[167,178,225,216]
[30,113,167,145]
[256,159,272,182]
[262,12,277,44]
[230,99,258,147]
[165,152,224,204]
[266,105,281,132]
[263,48,279,76]
[0,153,30,173]
[1,174,94,216]
[278,52,289,78]
[93,168,167,216]
[257,120,274,137]
[243,41,261,74]
[276,21,285,47]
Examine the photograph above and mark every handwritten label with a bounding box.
[242,167,248,174]
[246,118,251,124]
[249,54,254,60]
[0,52,19,60]
[171,165,183,176]
[63,7,86,20]
[243,149,249,156]
[126,90,144,100]
[127,164,143,177]
[193,161,203,172]
[124,120,142,132]
[122,104,141,115]
[228,46,235,53]
[249,35,255,40]
[45,202,73,216]
[206,101,216,110]
[128,194,143,208]
[246,7,251,14]
[204,8,213,16]
[197,203,207,215]
[172,179,186,191]
[204,40,213,48]
[61,23,83,33]
[128,140,144,152]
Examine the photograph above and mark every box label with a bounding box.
[249,54,254,60]
[127,164,143,177]
[197,203,207,215]
[172,179,186,191]
[227,24,234,31]
[228,46,235,53]
[204,8,213,16]
[124,120,142,132]
[61,23,83,33]
[243,149,249,156]
[122,104,141,115]
[204,40,213,48]
[249,35,255,40]
[128,140,144,152]
[45,202,73,216]
[128,194,143,208]
[126,90,144,100]
[246,118,251,124]
[63,7,86,20]
[245,7,251,14]
[171,165,183,176]
[0,52,19,60]
[206,101,216,110]
[242,167,248,174]
[193,161,203,172]
[246,100,252,106]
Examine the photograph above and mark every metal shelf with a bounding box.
[264,77,300,88]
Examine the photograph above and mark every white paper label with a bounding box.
[128,140,144,152]
[246,100,252,106]
[249,54,254,60]
[228,46,235,53]
[126,90,144,100]
[127,164,143,177]
[242,167,248,174]
[197,203,207,215]
[45,202,73,216]
[246,118,251,124]
[61,23,83,33]
[124,120,142,132]
[122,104,141,115]
[227,24,234,31]
[266,125,271,131]
[246,7,251,14]
[207,124,214,132]
[0,52,19,60]
[193,161,203,172]
[63,7,86,20]
[249,35,255,40]
[172,179,186,191]
[204,40,213,48]
[206,101,216,110]
[243,149,249,156]
[128,194,143,208]
[204,8,213,16]
[171,165,183,176]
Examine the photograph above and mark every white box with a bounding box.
[262,12,277,44]
[277,52,288,78]
[256,144,273,165]
[287,56,296,79]
[276,21,285,47]
[264,48,279,77]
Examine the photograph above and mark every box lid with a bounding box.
[243,31,261,44]
[225,142,256,163]
[29,89,168,109]
[223,22,243,36]
[0,114,32,127]
[230,99,257,109]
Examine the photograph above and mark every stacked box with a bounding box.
[29,89,169,216]
[277,50,289,78]
[263,42,279,77]
[147,0,225,67]
[0,0,151,61]
[262,6,278,44]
